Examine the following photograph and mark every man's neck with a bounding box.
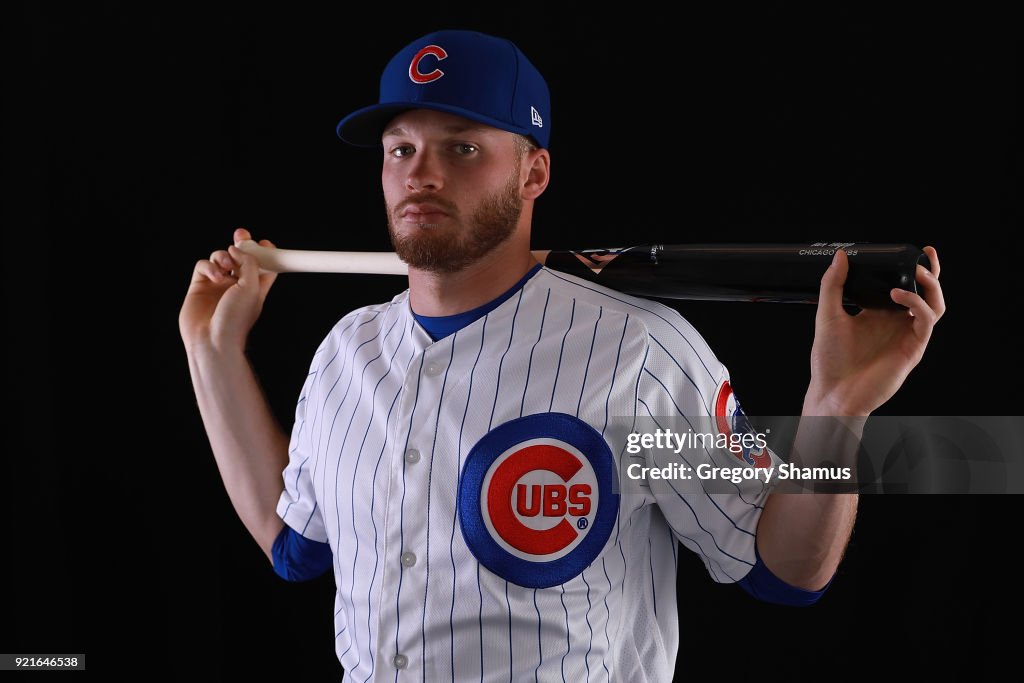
[406,238,539,316]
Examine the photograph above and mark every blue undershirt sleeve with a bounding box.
[272,524,333,582]
[737,542,832,606]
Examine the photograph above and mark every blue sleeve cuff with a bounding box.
[737,542,832,606]
[272,524,333,582]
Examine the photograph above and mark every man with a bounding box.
[179,29,944,681]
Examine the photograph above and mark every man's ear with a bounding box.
[522,148,551,200]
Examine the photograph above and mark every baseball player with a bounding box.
[179,29,945,681]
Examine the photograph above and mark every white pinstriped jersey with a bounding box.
[276,266,776,682]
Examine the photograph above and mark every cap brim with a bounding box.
[336,101,538,147]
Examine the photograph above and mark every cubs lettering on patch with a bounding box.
[713,380,771,468]
[458,413,618,588]
[409,44,447,83]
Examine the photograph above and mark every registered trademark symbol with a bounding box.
[577,518,589,529]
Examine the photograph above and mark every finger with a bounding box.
[914,262,946,319]
[890,288,937,337]
[228,244,259,290]
[192,259,237,285]
[256,239,279,300]
[923,245,940,280]
[210,249,238,273]
[192,259,215,283]
[234,227,253,246]
[816,248,850,322]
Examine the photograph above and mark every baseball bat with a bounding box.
[235,240,930,309]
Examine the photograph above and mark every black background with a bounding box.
[7,3,1019,680]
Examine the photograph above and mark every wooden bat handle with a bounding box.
[235,239,551,274]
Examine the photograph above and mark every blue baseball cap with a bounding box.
[336,30,551,149]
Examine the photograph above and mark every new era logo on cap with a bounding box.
[336,30,551,149]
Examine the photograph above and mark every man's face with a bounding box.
[381,109,524,273]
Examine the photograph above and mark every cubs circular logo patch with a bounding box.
[458,413,618,588]
[713,380,771,468]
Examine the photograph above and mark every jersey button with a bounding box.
[393,654,408,669]
[424,361,443,377]
[401,552,417,567]
[405,449,421,464]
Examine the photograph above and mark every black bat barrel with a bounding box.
[542,243,930,309]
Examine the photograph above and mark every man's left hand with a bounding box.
[803,246,945,416]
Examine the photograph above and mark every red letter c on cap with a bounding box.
[409,45,447,84]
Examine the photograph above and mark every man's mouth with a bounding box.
[400,203,451,224]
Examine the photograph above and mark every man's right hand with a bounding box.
[179,228,279,354]
[179,228,288,563]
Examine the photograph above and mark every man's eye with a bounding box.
[390,145,413,158]
[454,143,478,155]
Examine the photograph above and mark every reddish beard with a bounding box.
[385,164,523,274]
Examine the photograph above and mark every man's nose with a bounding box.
[406,150,444,192]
